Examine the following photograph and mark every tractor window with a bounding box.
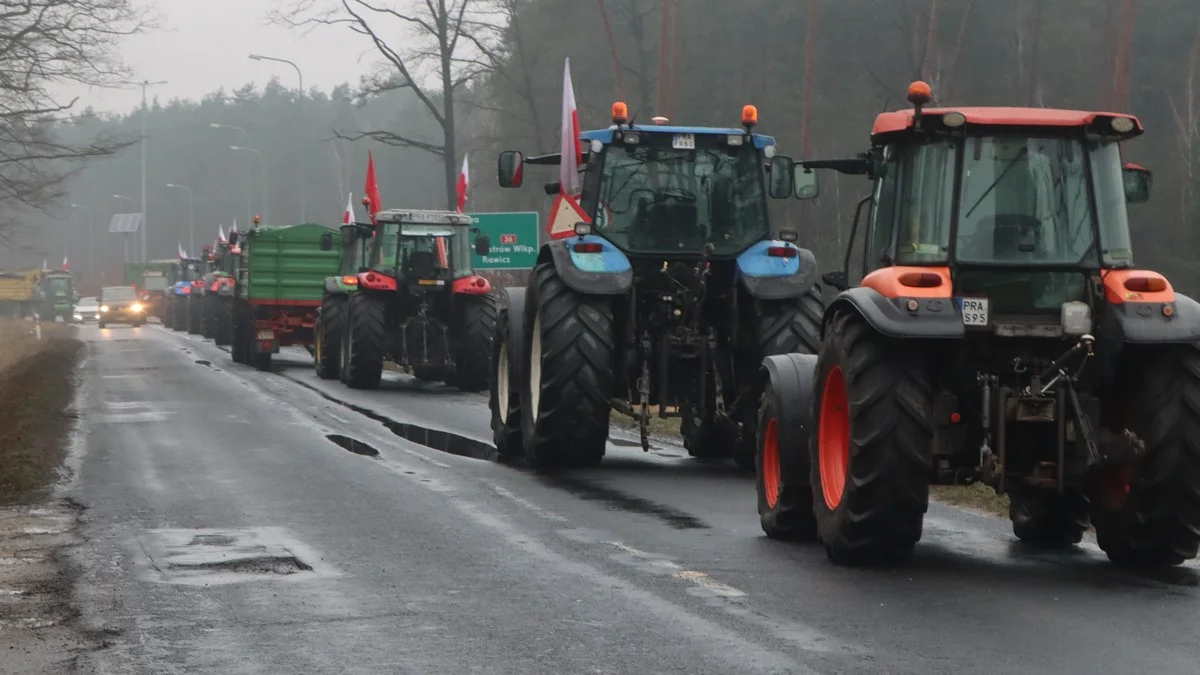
[866,145,900,271]
[589,143,768,255]
[955,136,1098,266]
[894,139,956,264]
[48,276,71,295]
[1089,140,1134,265]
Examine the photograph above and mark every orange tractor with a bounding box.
[757,81,1200,568]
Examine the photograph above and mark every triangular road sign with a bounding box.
[547,192,590,240]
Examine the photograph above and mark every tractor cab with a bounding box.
[338,222,372,276]
[362,209,490,294]
[173,257,203,296]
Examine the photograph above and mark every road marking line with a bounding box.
[604,541,748,598]
[483,481,570,523]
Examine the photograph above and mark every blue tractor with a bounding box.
[165,256,203,332]
[490,103,824,469]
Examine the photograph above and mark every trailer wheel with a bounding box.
[491,290,526,461]
[315,294,346,380]
[810,311,933,566]
[450,292,498,392]
[1009,487,1089,547]
[757,353,819,541]
[344,291,385,389]
[1091,344,1200,567]
[521,263,613,468]
[214,297,233,346]
[230,304,248,364]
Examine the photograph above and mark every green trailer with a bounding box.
[313,222,372,379]
[230,224,341,371]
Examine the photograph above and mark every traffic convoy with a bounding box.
[132,80,1200,570]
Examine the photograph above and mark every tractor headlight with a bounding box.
[99,305,109,313]
[1060,301,1092,336]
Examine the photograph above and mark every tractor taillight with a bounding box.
[573,243,603,254]
[897,272,944,288]
[473,277,486,287]
[1123,276,1168,293]
[342,276,358,285]
[767,246,797,258]
[366,273,376,283]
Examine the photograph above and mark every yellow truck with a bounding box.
[0,268,43,318]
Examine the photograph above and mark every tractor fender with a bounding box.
[324,277,350,294]
[825,287,965,339]
[498,286,527,382]
[736,241,820,300]
[759,353,819,456]
[545,236,632,296]
[1108,293,1200,343]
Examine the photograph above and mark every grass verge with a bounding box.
[0,320,83,504]
[930,483,1010,516]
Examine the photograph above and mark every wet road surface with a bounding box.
[67,323,1200,674]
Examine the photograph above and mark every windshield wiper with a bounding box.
[964,147,1029,220]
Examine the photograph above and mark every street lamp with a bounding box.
[112,194,137,263]
[231,146,269,226]
[249,53,306,222]
[139,79,168,262]
[165,183,195,254]
[209,123,253,226]
[70,204,94,285]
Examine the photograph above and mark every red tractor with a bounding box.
[337,208,497,391]
[757,81,1200,568]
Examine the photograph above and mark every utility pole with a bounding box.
[70,204,94,285]
[165,184,195,255]
[140,80,167,262]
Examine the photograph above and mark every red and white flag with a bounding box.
[343,192,355,225]
[218,225,227,244]
[455,154,469,213]
[61,256,68,271]
[178,243,187,259]
[230,218,239,237]
[548,58,590,240]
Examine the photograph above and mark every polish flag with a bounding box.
[218,225,227,244]
[364,151,381,224]
[61,256,68,271]
[343,192,355,225]
[455,154,469,213]
[178,243,187,259]
[548,57,590,240]
[230,218,239,236]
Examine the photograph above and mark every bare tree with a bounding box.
[0,0,145,235]
[275,0,504,210]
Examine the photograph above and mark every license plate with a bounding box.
[959,298,989,327]
[672,133,695,150]
[417,279,444,286]
[256,329,274,340]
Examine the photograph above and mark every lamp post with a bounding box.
[113,194,136,263]
[70,204,94,285]
[210,123,254,226]
[139,80,167,262]
[249,54,306,222]
[231,146,269,226]
[165,183,194,255]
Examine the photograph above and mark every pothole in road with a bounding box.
[326,434,380,457]
[195,359,212,366]
[539,476,709,530]
[381,421,495,460]
[136,527,334,586]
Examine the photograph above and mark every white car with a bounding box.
[74,297,100,323]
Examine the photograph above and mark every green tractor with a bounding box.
[314,221,372,379]
[38,269,74,323]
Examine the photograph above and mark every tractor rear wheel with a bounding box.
[490,290,525,461]
[344,291,386,390]
[1009,487,1089,547]
[521,263,613,469]
[187,296,203,335]
[230,303,248,364]
[810,311,933,566]
[201,295,216,339]
[163,300,175,329]
[172,298,187,331]
[1091,344,1200,568]
[451,293,498,392]
[757,356,819,540]
[315,294,346,380]
[214,297,233,346]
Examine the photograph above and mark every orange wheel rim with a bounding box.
[762,417,781,508]
[819,366,850,510]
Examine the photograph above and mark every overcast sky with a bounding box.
[58,0,378,114]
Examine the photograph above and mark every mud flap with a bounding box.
[254,327,280,354]
[760,353,819,465]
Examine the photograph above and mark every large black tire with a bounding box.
[413,366,450,382]
[186,295,203,335]
[163,299,175,329]
[1009,487,1089,547]
[757,354,819,540]
[490,289,526,461]
[252,350,272,372]
[521,263,613,469]
[172,298,187,331]
[451,293,498,392]
[201,294,217,339]
[230,303,249,364]
[343,291,386,389]
[1090,344,1200,567]
[315,293,346,380]
[810,311,933,566]
[214,297,233,346]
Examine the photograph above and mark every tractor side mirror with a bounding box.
[1122,163,1152,204]
[794,166,819,200]
[319,231,334,251]
[475,234,491,256]
[822,270,849,292]
[498,150,525,188]
[768,155,795,199]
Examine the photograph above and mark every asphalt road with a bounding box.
[65,323,1200,674]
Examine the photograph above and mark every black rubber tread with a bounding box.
[451,293,498,392]
[1010,487,1089,547]
[521,263,613,469]
[344,291,385,390]
[490,308,523,460]
[1091,344,1200,567]
[681,404,734,460]
[810,310,933,566]
[757,380,818,540]
[171,298,187,331]
[163,300,175,329]
[230,303,248,365]
[186,295,203,335]
[315,294,346,380]
[214,297,233,346]
[201,294,216,339]
[252,351,272,372]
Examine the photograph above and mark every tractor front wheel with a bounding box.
[810,311,933,566]
[1091,344,1200,567]
[450,292,498,392]
[756,354,819,540]
[344,291,386,389]
[315,294,346,380]
[521,263,613,469]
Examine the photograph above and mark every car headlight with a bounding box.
[99,305,109,312]
[73,313,82,321]
[131,303,143,313]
